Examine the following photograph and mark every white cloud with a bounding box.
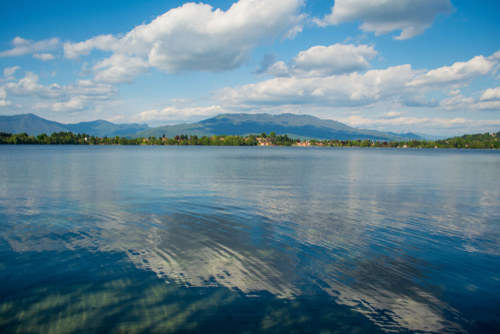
[218,64,422,108]
[408,56,497,90]
[63,0,304,83]
[52,97,84,112]
[294,44,376,74]
[63,35,119,60]
[0,86,6,99]
[0,100,12,107]
[92,54,149,83]
[133,105,225,122]
[12,37,30,46]
[267,61,290,77]
[64,80,118,101]
[269,44,377,77]
[216,51,500,111]
[5,73,117,101]
[441,90,500,112]
[440,94,475,112]
[378,111,408,118]
[32,53,55,61]
[0,37,60,57]
[4,73,118,113]
[4,66,20,77]
[479,87,500,102]
[317,0,453,40]
[4,72,63,98]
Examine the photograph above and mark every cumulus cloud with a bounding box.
[4,66,20,77]
[441,89,500,112]
[4,72,118,112]
[317,0,453,40]
[293,44,377,75]
[216,50,500,111]
[32,53,55,61]
[52,97,84,112]
[218,64,422,108]
[408,55,497,90]
[64,79,118,101]
[479,87,500,102]
[269,44,377,77]
[0,37,60,57]
[92,54,149,83]
[63,0,304,83]
[4,72,63,99]
[0,87,6,99]
[0,100,12,107]
[133,105,225,122]
[63,35,118,60]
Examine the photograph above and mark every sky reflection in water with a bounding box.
[0,146,499,333]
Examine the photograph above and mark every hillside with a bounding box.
[130,113,421,141]
[0,114,149,137]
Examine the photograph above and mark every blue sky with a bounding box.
[1,0,500,136]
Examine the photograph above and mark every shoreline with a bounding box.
[1,131,499,150]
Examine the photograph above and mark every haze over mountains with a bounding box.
[0,113,432,141]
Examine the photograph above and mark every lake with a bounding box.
[0,146,499,333]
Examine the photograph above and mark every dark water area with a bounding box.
[0,146,499,333]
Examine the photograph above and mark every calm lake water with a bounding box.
[0,146,499,334]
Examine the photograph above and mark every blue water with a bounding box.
[0,146,499,333]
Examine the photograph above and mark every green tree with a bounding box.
[270,131,276,138]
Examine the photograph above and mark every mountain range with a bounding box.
[130,113,426,141]
[0,113,431,141]
[0,114,149,137]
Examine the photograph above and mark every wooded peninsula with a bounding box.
[1,131,499,149]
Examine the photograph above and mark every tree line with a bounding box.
[1,130,499,149]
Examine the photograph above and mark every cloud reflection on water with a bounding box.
[1,146,499,333]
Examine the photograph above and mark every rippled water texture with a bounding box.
[0,146,499,333]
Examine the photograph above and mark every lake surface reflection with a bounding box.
[0,146,499,333]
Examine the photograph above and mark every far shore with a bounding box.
[1,131,499,150]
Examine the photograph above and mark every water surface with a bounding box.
[0,146,499,333]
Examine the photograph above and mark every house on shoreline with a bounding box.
[256,137,273,146]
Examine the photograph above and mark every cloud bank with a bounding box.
[216,50,500,111]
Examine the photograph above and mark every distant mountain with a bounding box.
[386,132,425,140]
[414,132,445,141]
[130,113,418,141]
[63,120,149,137]
[0,114,149,137]
[387,132,444,141]
[0,113,441,141]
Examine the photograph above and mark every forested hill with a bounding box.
[130,113,424,141]
[0,113,149,137]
